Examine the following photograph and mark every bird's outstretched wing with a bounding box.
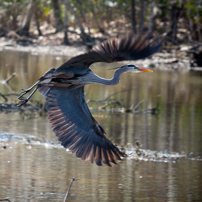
[40,86,125,166]
[57,33,161,70]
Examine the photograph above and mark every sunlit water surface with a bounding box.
[0,50,202,202]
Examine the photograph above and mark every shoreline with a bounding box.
[0,40,86,57]
[0,38,200,72]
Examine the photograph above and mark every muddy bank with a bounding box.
[0,30,101,56]
[0,38,86,57]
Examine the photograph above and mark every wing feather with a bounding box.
[42,86,125,166]
[57,33,161,70]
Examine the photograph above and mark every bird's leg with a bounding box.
[18,80,40,100]
[17,68,56,107]
[17,87,38,107]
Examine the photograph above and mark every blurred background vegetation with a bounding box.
[0,0,201,46]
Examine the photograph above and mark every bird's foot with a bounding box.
[18,88,31,100]
[17,85,38,107]
[17,98,29,107]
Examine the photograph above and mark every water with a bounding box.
[0,50,202,202]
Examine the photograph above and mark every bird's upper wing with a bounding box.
[57,33,161,70]
[41,86,125,166]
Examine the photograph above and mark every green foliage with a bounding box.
[185,3,197,16]
[43,5,51,16]
[0,0,201,42]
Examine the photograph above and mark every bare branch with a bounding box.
[63,177,80,202]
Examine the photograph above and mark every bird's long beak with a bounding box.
[137,67,153,72]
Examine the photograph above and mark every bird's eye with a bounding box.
[127,64,135,68]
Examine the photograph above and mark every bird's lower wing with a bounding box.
[39,86,125,166]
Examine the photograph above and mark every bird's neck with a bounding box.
[88,69,123,86]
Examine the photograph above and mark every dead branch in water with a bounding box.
[0,93,19,102]
[132,100,144,111]
[0,199,11,202]
[5,73,16,84]
[87,88,138,103]
[63,177,80,202]
[100,100,123,109]
[0,86,159,115]
[0,93,8,102]
[0,73,16,85]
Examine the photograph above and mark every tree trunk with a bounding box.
[195,0,201,42]
[131,0,136,33]
[69,2,92,47]
[90,1,105,34]
[170,1,184,43]
[52,0,63,32]
[18,0,36,36]
[139,0,146,32]
[35,9,42,36]
[187,0,193,41]
[75,0,91,34]
[63,0,69,45]
[170,3,178,42]
[148,0,154,33]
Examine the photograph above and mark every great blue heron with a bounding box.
[18,33,161,166]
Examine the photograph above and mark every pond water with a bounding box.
[0,50,202,202]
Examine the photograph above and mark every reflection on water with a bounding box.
[0,50,202,201]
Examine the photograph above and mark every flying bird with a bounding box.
[18,33,161,166]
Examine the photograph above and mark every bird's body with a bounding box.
[18,33,161,166]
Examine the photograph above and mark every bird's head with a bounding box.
[120,64,153,73]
